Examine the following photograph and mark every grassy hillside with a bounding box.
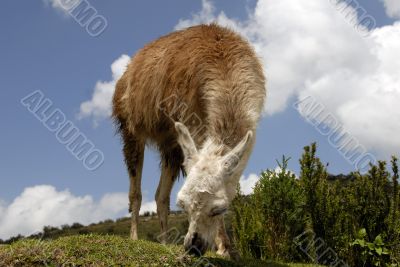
[0,212,219,245]
[0,213,323,266]
[0,234,323,266]
[0,212,188,244]
[42,212,189,243]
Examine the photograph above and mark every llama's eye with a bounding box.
[209,207,228,217]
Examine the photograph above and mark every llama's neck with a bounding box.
[206,94,257,149]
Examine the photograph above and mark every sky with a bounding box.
[0,0,399,239]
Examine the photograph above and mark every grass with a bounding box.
[0,212,325,266]
[16,213,189,243]
[0,234,323,267]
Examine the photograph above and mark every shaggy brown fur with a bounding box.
[112,23,265,242]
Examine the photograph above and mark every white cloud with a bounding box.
[78,54,131,123]
[274,166,298,179]
[140,200,157,214]
[174,0,245,33]
[240,173,259,195]
[0,185,156,240]
[175,0,216,30]
[175,0,400,156]
[42,0,81,15]
[240,167,298,195]
[380,0,400,18]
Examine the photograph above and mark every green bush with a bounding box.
[351,228,390,267]
[231,143,400,267]
[232,156,306,262]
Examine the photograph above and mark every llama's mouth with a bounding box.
[184,232,208,256]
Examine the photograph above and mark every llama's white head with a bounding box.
[175,122,253,255]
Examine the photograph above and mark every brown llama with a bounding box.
[112,23,266,257]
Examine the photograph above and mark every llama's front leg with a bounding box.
[215,217,231,258]
[123,134,145,240]
[155,161,179,244]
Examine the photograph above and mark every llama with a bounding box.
[112,24,266,257]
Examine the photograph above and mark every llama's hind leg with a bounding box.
[155,154,180,244]
[123,131,145,240]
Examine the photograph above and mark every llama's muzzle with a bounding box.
[184,232,207,256]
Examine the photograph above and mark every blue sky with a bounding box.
[0,0,399,239]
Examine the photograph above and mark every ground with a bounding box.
[0,234,323,266]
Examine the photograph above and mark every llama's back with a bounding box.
[113,24,265,148]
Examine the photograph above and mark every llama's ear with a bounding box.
[175,122,198,167]
[222,131,253,173]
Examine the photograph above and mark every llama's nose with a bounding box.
[184,232,207,256]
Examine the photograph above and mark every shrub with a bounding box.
[143,211,151,217]
[70,223,84,229]
[351,228,390,267]
[231,143,400,266]
[232,156,306,262]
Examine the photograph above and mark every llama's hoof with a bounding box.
[130,233,139,240]
[216,248,231,259]
[217,249,240,261]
